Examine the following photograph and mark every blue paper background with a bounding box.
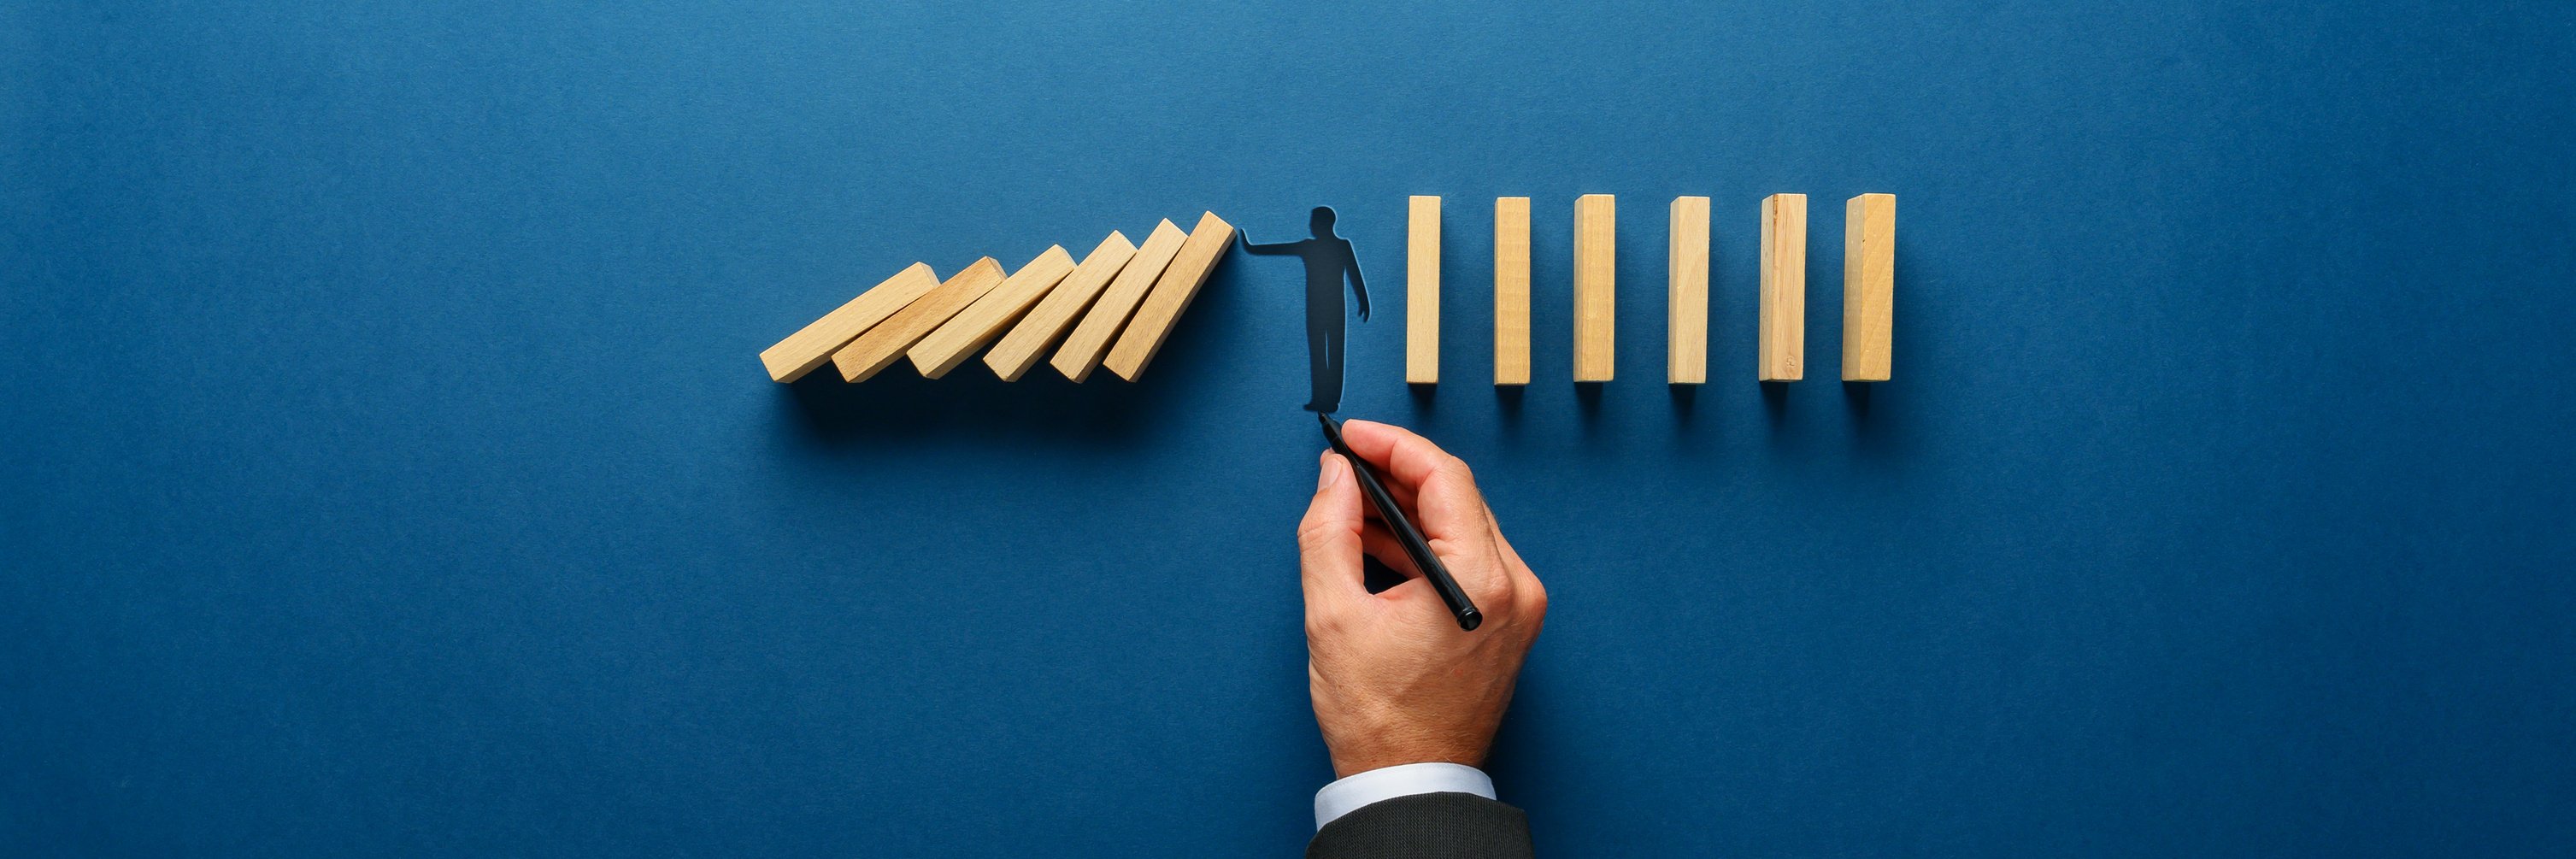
[7,2,2573,855]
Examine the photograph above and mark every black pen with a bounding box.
[1318,413,1482,631]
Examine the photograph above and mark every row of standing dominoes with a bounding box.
[759,212,1235,385]
[1403,193,1895,385]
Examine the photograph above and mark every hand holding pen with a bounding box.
[1297,418,1549,778]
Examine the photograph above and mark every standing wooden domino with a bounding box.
[757,262,940,383]
[1842,193,1896,382]
[1573,194,1615,382]
[832,257,1005,382]
[984,232,1138,381]
[1493,197,1531,385]
[1668,196,1710,385]
[1407,196,1439,385]
[1759,193,1807,381]
[907,245,1078,379]
[1051,220,1189,382]
[1104,211,1236,381]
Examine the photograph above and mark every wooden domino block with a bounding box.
[1407,196,1439,385]
[1051,220,1187,382]
[907,245,1078,379]
[1494,197,1531,385]
[1104,211,1236,381]
[1759,194,1807,381]
[831,257,1005,382]
[1573,194,1615,382]
[757,262,939,382]
[1842,193,1896,382]
[984,232,1137,381]
[1668,196,1710,384]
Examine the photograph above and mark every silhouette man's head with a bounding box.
[1309,206,1338,238]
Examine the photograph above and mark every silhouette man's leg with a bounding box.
[1321,321,1344,413]
[1306,321,1332,412]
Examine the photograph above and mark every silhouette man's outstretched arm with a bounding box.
[1242,233,1302,256]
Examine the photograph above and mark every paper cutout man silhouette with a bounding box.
[1242,207,1369,413]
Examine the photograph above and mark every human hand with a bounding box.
[1296,420,1546,778]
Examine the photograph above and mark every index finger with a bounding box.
[1336,419,1462,497]
[1333,420,1507,592]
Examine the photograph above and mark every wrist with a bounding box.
[1331,746,1489,780]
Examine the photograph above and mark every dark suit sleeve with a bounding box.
[1305,791,1534,859]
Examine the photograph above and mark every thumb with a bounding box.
[1296,452,1368,612]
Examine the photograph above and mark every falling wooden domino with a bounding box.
[757,262,940,383]
[985,232,1138,381]
[1759,194,1807,381]
[1668,196,1710,384]
[1407,196,1439,385]
[832,257,1005,382]
[1051,220,1188,382]
[1842,193,1896,382]
[907,245,1078,379]
[1573,194,1615,382]
[1494,197,1531,385]
[1105,211,1236,381]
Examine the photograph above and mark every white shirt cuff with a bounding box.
[1313,762,1497,830]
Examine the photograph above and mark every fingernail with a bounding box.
[1317,456,1338,490]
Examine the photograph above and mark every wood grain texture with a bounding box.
[1842,193,1896,382]
[1051,219,1188,382]
[907,244,1076,379]
[1573,194,1616,382]
[757,262,939,382]
[1668,196,1710,384]
[1407,196,1440,385]
[984,231,1136,381]
[1494,197,1531,385]
[1759,193,1808,381]
[831,257,1004,382]
[1104,211,1235,381]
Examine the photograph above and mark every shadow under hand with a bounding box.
[1362,555,1408,594]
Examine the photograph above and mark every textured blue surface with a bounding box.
[7,2,2573,855]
